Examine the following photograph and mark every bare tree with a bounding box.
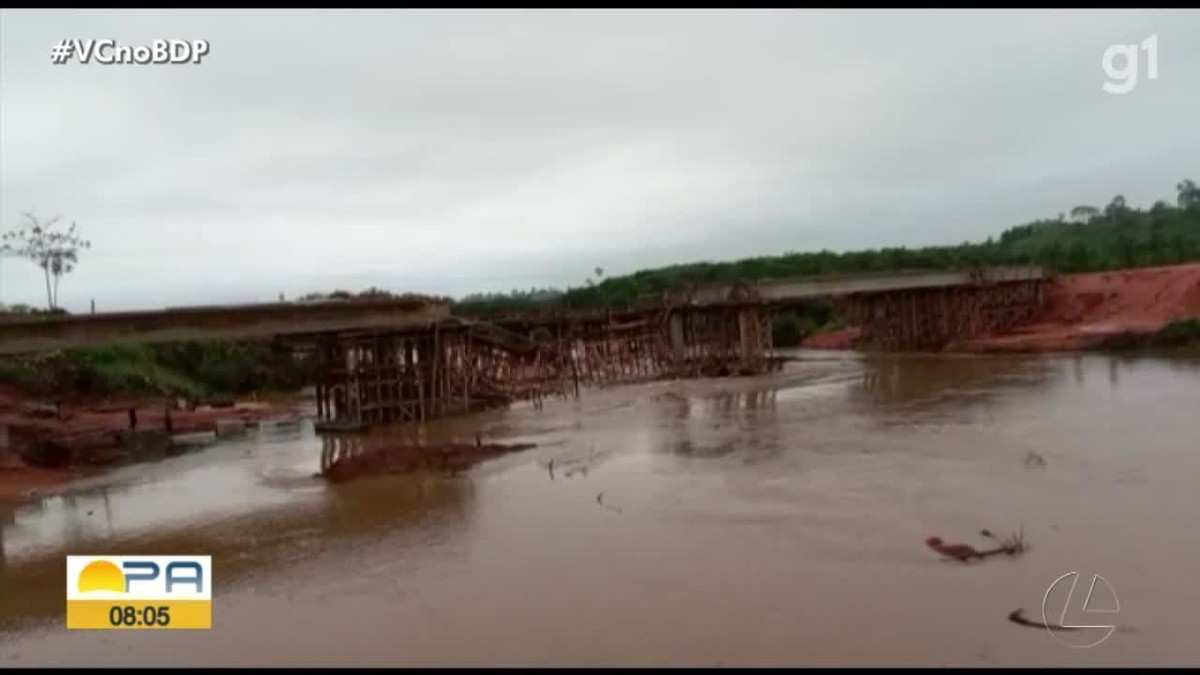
[1,212,91,310]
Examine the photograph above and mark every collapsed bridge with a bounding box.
[0,265,1050,428]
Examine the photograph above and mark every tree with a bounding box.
[1103,195,1127,221]
[1,212,91,310]
[1069,205,1100,222]
[1178,179,1200,211]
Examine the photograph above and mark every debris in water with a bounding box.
[1007,608,1084,632]
[319,440,537,483]
[981,523,1032,555]
[596,491,623,513]
[1024,451,1047,467]
[925,536,983,562]
[1007,608,1134,634]
[926,526,1030,562]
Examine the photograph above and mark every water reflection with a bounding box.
[1063,352,1200,390]
[0,475,475,630]
[847,354,1061,425]
[0,422,480,632]
[649,386,788,464]
[320,434,365,473]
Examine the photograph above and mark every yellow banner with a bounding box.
[66,600,211,630]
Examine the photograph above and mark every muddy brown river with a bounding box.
[1,351,1198,666]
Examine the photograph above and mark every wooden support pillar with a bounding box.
[669,311,686,370]
[737,308,759,363]
[341,342,353,423]
[463,334,472,414]
[417,335,429,423]
[315,339,327,421]
[372,337,383,425]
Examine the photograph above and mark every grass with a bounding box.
[0,341,310,401]
[60,345,210,398]
[1151,317,1200,349]
[0,360,39,387]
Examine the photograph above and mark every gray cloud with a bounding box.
[2,9,1198,311]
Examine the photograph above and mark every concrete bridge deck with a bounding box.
[665,265,1050,306]
[0,299,450,356]
[0,266,1050,355]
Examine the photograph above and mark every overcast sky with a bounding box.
[2,9,1198,312]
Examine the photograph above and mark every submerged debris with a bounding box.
[1024,451,1047,467]
[1007,608,1083,632]
[925,525,1030,562]
[319,440,537,483]
[596,491,623,513]
[981,524,1032,555]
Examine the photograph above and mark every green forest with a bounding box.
[452,179,1200,316]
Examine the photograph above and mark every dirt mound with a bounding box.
[790,264,1200,354]
[0,393,306,505]
[0,449,77,504]
[800,327,863,350]
[1043,263,1200,329]
[962,263,1200,353]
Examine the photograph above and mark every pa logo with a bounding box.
[1041,571,1120,648]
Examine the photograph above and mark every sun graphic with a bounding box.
[78,560,125,593]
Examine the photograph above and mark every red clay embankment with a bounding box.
[799,263,1200,354]
[0,387,305,505]
[799,327,863,350]
[958,263,1200,353]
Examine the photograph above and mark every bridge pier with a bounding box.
[312,331,443,427]
[845,278,1048,351]
[669,312,686,369]
[737,307,772,365]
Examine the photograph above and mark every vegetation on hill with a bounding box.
[1149,317,1200,351]
[293,287,451,304]
[452,179,1200,345]
[456,180,1200,316]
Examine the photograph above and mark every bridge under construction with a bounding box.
[0,266,1051,429]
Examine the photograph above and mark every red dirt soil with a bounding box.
[799,263,1200,354]
[0,386,305,505]
[957,263,1200,353]
[800,327,863,350]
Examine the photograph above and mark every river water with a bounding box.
[1,351,1198,666]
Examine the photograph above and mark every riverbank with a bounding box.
[800,263,1200,354]
[3,353,1198,666]
[0,388,307,505]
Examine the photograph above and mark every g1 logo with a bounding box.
[1102,34,1158,95]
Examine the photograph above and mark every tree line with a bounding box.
[453,179,1200,316]
[3,179,1197,320]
